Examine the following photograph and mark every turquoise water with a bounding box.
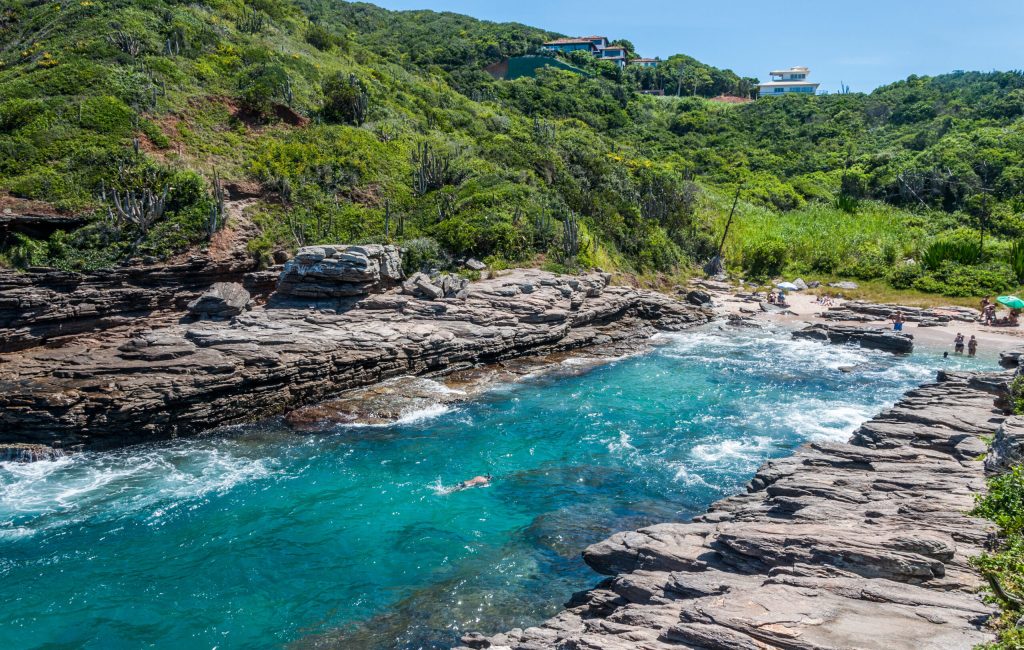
[0,325,994,649]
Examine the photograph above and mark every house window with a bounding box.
[774,87,784,93]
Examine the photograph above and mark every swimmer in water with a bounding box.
[453,474,492,491]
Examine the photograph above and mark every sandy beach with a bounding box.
[710,286,1024,356]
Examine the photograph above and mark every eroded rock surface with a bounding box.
[0,269,709,452]
[457,370,1006,650]
[794,322,914,353]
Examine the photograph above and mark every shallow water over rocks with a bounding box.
[0,324,993,649]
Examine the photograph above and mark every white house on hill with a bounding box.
[757,66,820,96]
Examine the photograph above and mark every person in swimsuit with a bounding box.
[453,474,492,491]
[968,335,978,357]
[892,310,905,332]
[954,333,965,354]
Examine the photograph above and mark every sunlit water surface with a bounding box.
[0,325,994,649]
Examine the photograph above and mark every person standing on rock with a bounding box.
[891,310,905,332]
[968,335,978,357]
[954,333,965,354]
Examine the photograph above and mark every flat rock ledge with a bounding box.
[0,268,709,452]
[794,323,914,353]
[458,369,1008,650]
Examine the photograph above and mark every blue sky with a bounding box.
[368,0,1024,93]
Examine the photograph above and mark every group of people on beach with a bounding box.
[980,297,1020,327]
[815,294,835,306]
[766,290,788,306]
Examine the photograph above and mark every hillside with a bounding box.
[1,0,1023,297]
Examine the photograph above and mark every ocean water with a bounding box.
[0,324,995,649]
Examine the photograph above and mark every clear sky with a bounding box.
[367,0,1024,93]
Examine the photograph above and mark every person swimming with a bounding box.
[452,474,492,491]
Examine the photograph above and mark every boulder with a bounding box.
[187,282,251,320]
[986,415,1024,474]
[793,323,913,353]
[276,244,403,299]
[792,278,809,290]
[685,289,712,306]
[1000,347,1024,369]
[465,258,487,272]
[828,281,860,290]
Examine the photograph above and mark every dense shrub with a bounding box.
[321,73,369,126]
[912,261,1016,297]
[742,239,788,279]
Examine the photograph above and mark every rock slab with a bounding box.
[0,269,709,452]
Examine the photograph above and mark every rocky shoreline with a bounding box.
[0,246,710,454]
[458,368,1009,650]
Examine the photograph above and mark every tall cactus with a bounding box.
[562,211,581,258]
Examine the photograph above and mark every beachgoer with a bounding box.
[777,290,787,306]
[453,474,492,491]
[1012,310,1021,327]
[954,333,965,355]
[968,335,978,357]
[892,310,905,332]
[984,304,996,326]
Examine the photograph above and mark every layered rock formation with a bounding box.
[821,300,979,325]
[458,370,1006,650]
[0,256,275,352]
[0,267,710,452]
[793,323,914,353]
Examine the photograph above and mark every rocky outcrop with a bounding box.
[794,323,914,353]
[999,346,1024,368]
[187,282,251,320]
[985,415,1024,474]
[822,300,979,325]
[0,269,710,452]
[274,244,403,299]
[458,370,1006,650]
[0,258,276,354]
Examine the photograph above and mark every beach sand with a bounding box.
[712,287,1024,356]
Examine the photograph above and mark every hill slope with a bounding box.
[0,0,1022,297]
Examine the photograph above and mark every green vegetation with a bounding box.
[973,463,1024,648]
[0,0,1021,298]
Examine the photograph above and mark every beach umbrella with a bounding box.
[776,282,800,291]
[997,296,1024,310]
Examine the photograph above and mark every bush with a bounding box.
[912,261,1016,297]
[321,73,369,126]
[238,64,291,117]
[742,239,788,278]
[887,262,922,289]
[401,237,446,275]
[921,238,981,270]
[305,23,339,51]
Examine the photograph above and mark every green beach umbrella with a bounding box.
[997,296,1024,309]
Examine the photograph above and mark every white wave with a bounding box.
[394,403,451,425]
[0,446,276,531]
[607,431,634,454]
[690,436,772,463]
[671,464,713,488]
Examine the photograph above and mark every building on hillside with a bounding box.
[630,57,661,68]
[541,36,637,68]
[580,35,609,49]
[597,45,628,68]
[542,38,597,54]
[485,55,588,80]
[756,66,820,96]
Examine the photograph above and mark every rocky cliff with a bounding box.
[458,370,1008,650]
[0,252,710,453]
